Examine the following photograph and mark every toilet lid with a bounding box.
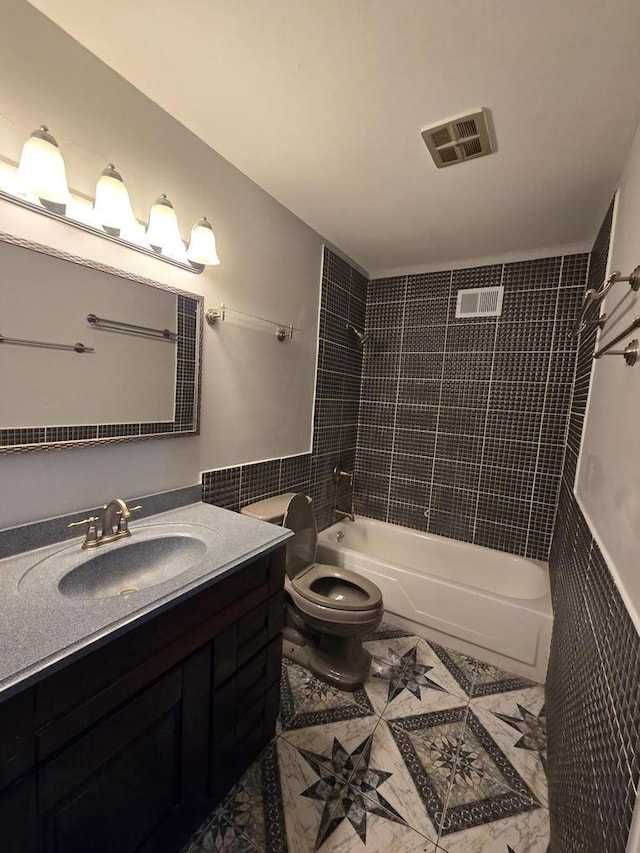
[291,564,383,611]
[282,493,317,579]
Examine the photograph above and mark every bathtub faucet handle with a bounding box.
[332,464,353,487]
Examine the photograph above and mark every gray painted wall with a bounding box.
[0,0,337,528]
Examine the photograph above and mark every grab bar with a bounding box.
[0,333,94,353]
[87,313,177,341]
[572,266,640,338]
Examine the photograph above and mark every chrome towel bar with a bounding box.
[0,333,94,353]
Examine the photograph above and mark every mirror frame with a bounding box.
[0,230,203,454]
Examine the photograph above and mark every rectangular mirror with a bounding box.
[0,231,202,452]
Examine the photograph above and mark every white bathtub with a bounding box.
[317,517,553,683]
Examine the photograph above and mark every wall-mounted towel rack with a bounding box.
[205,303,300,342]
[593,316,640,366]
[572,266,640,338]
[86,313,178,341]
[0,333,94,353]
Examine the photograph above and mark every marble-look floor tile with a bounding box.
[182,627,550,853]
[468,658,540,699]
[427,644,479,698]
[215,741,287,853]
[318,794,438,853]
[437,803,550,852]
[278,715,379,785]
[438,709,541,838]
[470,687,547,805]
[348,717,442,842]
[362,622,416,643]
[183,812,263,852]
[364,638,468,719]
[279,658,374,731]
[275,734,354,853]
[388,706,469,834]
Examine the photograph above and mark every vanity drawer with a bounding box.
[212,634,282,738]
[213,589,284,686]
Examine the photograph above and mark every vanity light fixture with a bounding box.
[93,164,135,236]
[146,194,183,255]
[186,217,220,266]
[14,125,70,212]
[0,123,222,274]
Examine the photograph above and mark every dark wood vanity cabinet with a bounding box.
[0,547,285,853]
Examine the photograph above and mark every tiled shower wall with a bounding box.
[353,255,588,560]
[546,201,640,851]
[201,247,366,530]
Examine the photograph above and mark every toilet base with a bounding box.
[282,629,372,692]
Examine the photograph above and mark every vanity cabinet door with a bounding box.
[38,646,211,853]
[0,773,39,853]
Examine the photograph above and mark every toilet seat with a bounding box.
[291,564,383,611]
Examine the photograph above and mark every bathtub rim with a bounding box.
[317,516,552,613]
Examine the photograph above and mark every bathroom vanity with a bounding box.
[0,501,289,853]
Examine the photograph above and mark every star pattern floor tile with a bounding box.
[182,622,549,853]
[279,657,374,731]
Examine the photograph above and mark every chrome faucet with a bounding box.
[333,508,355,523]
[68,498,142,549]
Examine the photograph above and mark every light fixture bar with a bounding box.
[0,188,204,274]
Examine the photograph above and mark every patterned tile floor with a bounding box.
[183,624,549,852]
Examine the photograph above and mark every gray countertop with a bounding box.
[0,502,291,701]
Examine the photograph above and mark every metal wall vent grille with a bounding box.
[421,108,494,168]
[455,285,504,318]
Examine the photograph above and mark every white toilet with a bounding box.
[241,492,384,690]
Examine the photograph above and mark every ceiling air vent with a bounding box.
[421,108,494,168]
[455,286,504,319]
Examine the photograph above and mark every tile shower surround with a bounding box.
[202,248,587,563]
[546,199,640,852]
[355,254,589,561]
[202,247,366,531]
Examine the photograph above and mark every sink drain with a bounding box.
[118,587,138,597]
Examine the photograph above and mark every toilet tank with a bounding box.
[240,493,300,524]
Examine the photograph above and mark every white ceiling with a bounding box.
[26,0,640,276]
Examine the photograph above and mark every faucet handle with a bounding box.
[67,515,101,548]
[116,504,142,535]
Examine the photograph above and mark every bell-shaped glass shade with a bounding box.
[15,126,70,207]
[94,164,134,234]
[145,193,183,253]
[186,217,220,266]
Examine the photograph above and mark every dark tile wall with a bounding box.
[546,200,640,852]
[201,246,366,531]
[354,254,589,560]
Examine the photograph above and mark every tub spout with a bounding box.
[333,508,355,523]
